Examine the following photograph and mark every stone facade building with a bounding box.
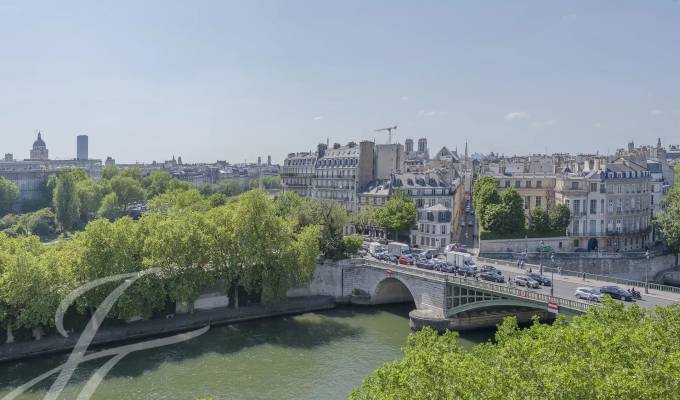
[281,151,318,197]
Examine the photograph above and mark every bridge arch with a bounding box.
[372,277,416,306]
[447,299,549,317]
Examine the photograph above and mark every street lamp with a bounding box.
[645,250,650,294]
[550,253,555,297]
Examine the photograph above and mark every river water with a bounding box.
[0,305,492,400]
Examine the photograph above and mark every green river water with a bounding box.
[0,305,492,400]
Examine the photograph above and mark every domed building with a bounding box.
[30,132,49,160]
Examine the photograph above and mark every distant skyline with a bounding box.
[1,1,679,164]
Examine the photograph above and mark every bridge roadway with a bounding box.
[361,256,680,313]
[476,257,680,309]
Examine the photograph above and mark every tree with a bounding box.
[657,176,680,266]
[527,208,550,234]
[74,217,166,320]
[53,170,81,230]
[0,177,19,217]
[119,167,143,183]
[549,204,571,233]
[76,178,105,221]
[473,176,500,219]
[147,188,209,215]
[373,191,417,239]
[109,175,145,208]
[352,207,377,235]
[101,165,119,180]
[481,189,525,235]
[342,235,363,256]
[98,192,123,220]
[142,170,190,198]
[305,200,348,259]
[351,300,680,400]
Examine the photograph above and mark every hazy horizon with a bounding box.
[1,1,678,164]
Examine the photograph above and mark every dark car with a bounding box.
[599,286,633,301]
[480,271,505,283]
[416,260,434,270]
[457,265,477,277]
[480,265,498,274]
[527,273,552,286]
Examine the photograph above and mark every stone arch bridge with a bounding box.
[342,259,591,331]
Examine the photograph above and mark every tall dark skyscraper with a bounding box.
[77,134,88,160]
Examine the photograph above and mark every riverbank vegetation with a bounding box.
[0,189,332,343]
[351,299,680,399]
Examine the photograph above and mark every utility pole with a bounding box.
[374,126,398,144]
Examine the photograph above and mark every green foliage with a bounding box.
[76,177,105,220]
[351,300,680,400]
[306,200,348,259]
[0,208,57,238]
[147,188,209,215]
[119,167,143,182]
[0,186,324,336]
[199,179,246,198]
[109,175,145,207]
[480,189,525,235]
[658,177,680,261]
[527,207,550,233]
[548,203,571,232]
[0,177,20,216]
[53,170,81,230]
[473,176,500,218]
[101,166,119,180]
[342,235,364,256]
[142,170,190,198]
[373,191,416,237]
[97,192,123,220]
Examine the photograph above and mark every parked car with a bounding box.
[599,286,633,301]
[514,276,540,288]
[480,271,505,283]
[574,287,604,302]
[527,273,552,286]
[399,255,414,265]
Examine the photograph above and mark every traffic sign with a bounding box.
[547,300,559,314]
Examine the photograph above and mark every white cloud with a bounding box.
[417,110,449,117]
[504,111,530,121]
[650,109,664,116]
[312,116,323,121]
[594,122,603,128]
[400,96,409,101]
[531,119,557,127]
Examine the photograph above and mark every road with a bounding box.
[477,258,679,309]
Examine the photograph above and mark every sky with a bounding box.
[0,1,679,164]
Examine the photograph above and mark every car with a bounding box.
[574,287,604,302]
[480,271,505,283]
[399,255,414,265]
[514,276,540,288]
[457,265,477,277]
[480,265,498,274]
[415,260,434,270]
[467,220,473,227]
[599,286,633,301]
[527,273,552,286]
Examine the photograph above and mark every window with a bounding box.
[590,199,597,214]
[536,180,543,188]
[571,181,579,190]
[514,180,520,188]
[590,183,598,192]
[526,180,532,188]
[504,180,510,188]
[573,200,580,214]
[535,196,542,208]
[525,196,531,209]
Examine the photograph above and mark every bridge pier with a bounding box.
[410,308,555,332]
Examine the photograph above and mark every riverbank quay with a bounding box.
[0,295,335,363]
